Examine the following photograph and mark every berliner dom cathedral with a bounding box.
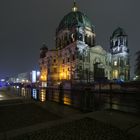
[39,1,130,86]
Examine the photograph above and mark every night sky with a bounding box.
[0,0,139,79]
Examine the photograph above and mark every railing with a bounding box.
[10,85,140,115]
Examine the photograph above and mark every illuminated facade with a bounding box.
[39,2,130,86]
[110,27,130,81]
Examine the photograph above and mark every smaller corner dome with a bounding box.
[40,43,48,51]
[112,27,127,38]
[57,11,94,33]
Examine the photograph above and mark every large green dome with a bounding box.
[57,11,94,33]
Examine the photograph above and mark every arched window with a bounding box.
[120,37,123,45]
[88,35,92,46]
[115,41,118,46]
[85,34,88,44]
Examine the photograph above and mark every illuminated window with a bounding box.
[114,61,117,66]
[113,70,118,79]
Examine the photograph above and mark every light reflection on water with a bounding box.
[21,88,26,97]
[19,88,139,114]
[20,87,74,105]
[38,89,72,105]
[0,94,4,100]
[39,88,46,102]
[32,89,37,100]
[112,104,119,110]
[63,90,72,105]
[63,96,71,105]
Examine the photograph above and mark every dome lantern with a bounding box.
[72,0,78,12]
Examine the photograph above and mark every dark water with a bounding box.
[14,87,140,114]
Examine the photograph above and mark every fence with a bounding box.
[11,85,140,114]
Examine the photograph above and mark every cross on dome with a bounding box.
[72,0,78,12]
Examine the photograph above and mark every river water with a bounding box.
[13,87,140,114]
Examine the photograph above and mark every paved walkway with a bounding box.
[0,88,140,140]
[35,100,82,118]
[87,110,140,138]
[0,100,139,140]
[36,101,140,139]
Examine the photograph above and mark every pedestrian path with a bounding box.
[35,100,82,118]
[0,99,139,140]
[31,101,140,139]
[87,110,140,138]
[36,100,140,138]
[2,110,140,140]
[0,88,140,139]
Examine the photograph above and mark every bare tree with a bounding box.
[135,51,140,79]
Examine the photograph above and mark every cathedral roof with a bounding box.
[112,27,127,38]
[56,11,94,33]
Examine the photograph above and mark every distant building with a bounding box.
[8,71,40,84]
[39,2,130,86]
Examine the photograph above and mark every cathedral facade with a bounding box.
[39,2,130,86]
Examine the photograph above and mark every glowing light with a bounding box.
[40,68,47,82]
[0,95,3,98]
[73,7,78,12]
[60,72,66,80]
[72,1,78,12]
[114,61,117,66]
[64,96,71,105]
[21,88,26,97]
[39,89,46,102]
[41,82,47,87]
[37,71,40,76]
[16,78,19,83]
[1,79,5,82]
[32,71,37,83]
[133,75,139,80]
[32,89,37,100]
[113,70,118,79]
[59,67,70,80]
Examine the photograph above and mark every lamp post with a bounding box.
[82,49,88,83]
[82,49,85,82]
[68,48,73,89]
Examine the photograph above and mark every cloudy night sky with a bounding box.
[0,0,139,79]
